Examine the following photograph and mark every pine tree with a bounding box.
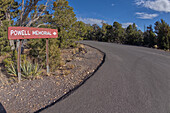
[83,24,93,40]
[51,0,77,48]
[144,25,156,47]
[126,23,143,45]
[0,0,19,54]
[71,21,89,41]
[105,25,114,42]
[113,22,125,44]
[90,24,103,41]
[101,22,108,42]
[0,20,11,55]
[0,0,19,22]
[155,19,170,50]
[126,24,134,45]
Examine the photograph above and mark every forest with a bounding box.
[0,0,170,81]
[87,20,170,50]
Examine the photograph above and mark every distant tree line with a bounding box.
[83,19,170,51]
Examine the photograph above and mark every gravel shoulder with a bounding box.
[0,45,104,113]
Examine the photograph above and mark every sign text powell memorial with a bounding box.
[8,27,58,40]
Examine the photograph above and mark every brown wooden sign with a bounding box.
[8,27,58,40]
[8,26,58,82]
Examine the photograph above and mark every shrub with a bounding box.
[6,63,17,77]
[3,50,42,80]
[21,60,42,80]
[27,38,61,72]
[49,39,61,71]
[3,50,17,68]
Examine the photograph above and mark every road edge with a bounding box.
[35,42,106,113]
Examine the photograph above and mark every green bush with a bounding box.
[21,60,42,80]
[49,39,61,71]
[3,50,17,68]
[6,63,17,77]
[27,38,61,72]
[5,56,42,80]
[28,39,46,65]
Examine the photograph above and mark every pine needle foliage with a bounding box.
[0,20,11,55]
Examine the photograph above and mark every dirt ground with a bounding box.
[0,44,104,113]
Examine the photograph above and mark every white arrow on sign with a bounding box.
[53,32,57,35]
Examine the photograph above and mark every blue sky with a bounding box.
[67,0,170,31]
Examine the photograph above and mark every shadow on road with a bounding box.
[0,102,6,113]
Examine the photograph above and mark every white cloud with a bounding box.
[135,12,159,19]
[77,17,106,26]
[135,0,170,12]
[122,23,133,28]
[122,23,139,28]
[135,0,145,5]
[111,3,115,6]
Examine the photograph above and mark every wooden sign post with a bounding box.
[46,39,49,74]
[8,27,58,82]
[17,39,22,83]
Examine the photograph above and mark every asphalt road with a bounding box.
[41,41,170,113]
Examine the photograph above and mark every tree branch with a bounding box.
[22,0,39,25]
[20,0,24,26]
[26,0,49,27]
[36,23,48,28]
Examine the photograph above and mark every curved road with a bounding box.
[41,41,170,113]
